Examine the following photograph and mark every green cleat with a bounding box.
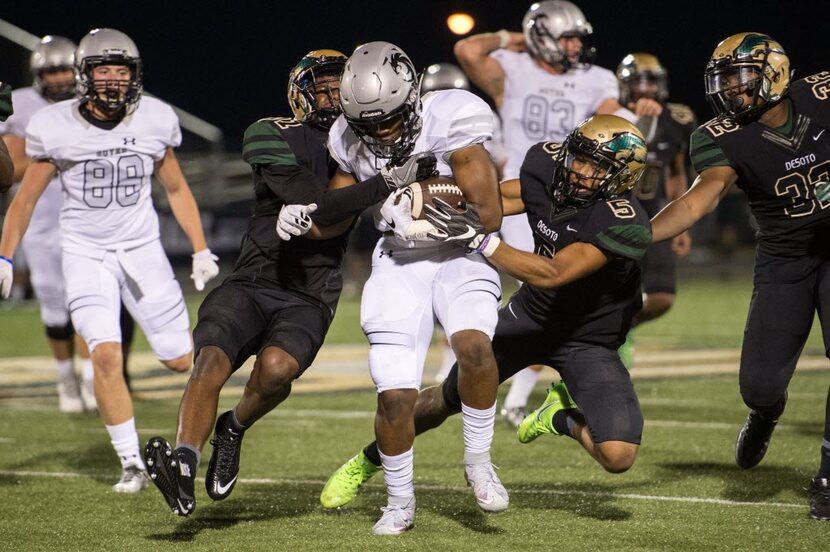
[618,332,634,369]
[517,381,577,444]
[320,451,381,509]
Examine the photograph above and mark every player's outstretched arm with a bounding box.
[651,165,737,244]
[450,144,502,231]
[454,31,519,108]
[499,178,525,216]
[489,240,609,289]
[156,147,209,253]
[0,160,55,297]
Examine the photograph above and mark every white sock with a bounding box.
[106,418,144,470]
[80,358,94,384]
[435,344,456,382]
[56,359,74,379]
[379,448,414,505]
[462,402,496,464]
[504,367,540,409]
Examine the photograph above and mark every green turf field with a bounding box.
[0,373,828,550]
[1,276,829,549]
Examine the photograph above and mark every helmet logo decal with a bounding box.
[389,52,415,84]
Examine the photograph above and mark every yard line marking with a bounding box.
[0,469,803,510]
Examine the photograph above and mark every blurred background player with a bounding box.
[454,0,662,426]
[650,32,830,521]
[0,36,96,412]
[322,41,506,535]
[0,28,219,492]
[323,115,652,510]
[615,53,696,365]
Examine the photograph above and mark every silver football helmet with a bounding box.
[76,28,143,115]
[522,0,594,70]
[340,41,422,161]
[30,36,77,102]
[420,63,469,94]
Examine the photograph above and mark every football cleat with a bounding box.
[372,497,415,536]
[112,463,149,493]
[809,477,830,521]
[500,406,527,429]
[464,461,509,513]
[205,411,244,501]
[320,451,381,509]
[517,381,577,444]
[735,392,787,469]
[80,377,97,413]
[57,374,84,413]
[144,437,195,516]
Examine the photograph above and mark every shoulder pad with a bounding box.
[796,72,830,102]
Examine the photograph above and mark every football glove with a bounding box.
[191,249,219,291]
[379,188,441,241]
[379,152,438,191]
[277,203,317,241]
[423,198,501,257]
[0,256,13,300]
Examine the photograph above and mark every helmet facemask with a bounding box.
[80,58,143,117]
[37,67,77,102]
[528,20,594,71]
[705,63,768,124]
[345,85,422,162]
[549,128,645,212]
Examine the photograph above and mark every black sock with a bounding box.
[820,386,830,479]
[363,442,381,466]
[175,446,199,477]
[225,409,247,434]
[552,409,583,440]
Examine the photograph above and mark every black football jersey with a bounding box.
[514,142,652,348]
[635,103,696,216]
[233,116,351,312]
[690,72,830,256]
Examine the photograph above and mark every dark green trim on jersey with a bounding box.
[690,128,730,173]
[771,99,794,135]
[595,224,652,260]
[242,119,298,167]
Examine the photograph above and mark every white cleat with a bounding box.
[57,376,84,413]
[80,378,97,413]
[465,461,509,513]
[372,498,415,535]
[112,464,150,493]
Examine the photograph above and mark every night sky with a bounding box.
[1,0,825,150]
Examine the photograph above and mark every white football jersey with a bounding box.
[328,89,493,235]
[491,50,619,179]
[26,96,182,251]
[0,86,63,237]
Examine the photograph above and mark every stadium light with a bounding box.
[447,13,475,35]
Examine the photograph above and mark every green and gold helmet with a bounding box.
[550,115,647,211]
[616,53,668,105]
[287,49,347,130]
[704,32,790,124]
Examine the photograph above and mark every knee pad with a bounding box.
[45,321,74,341]
[366,331,420,392]
[149,329,192,362]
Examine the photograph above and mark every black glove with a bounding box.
[424,197,500,257]
[0,83,13,122]
[380,152,438,191]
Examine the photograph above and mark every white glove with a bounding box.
[191,249,219,291]
[0,256,13,300]
[379,188,441,241]
[277,203,317,241]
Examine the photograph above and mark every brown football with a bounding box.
[406,175,466,220]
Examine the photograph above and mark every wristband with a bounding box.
[0,255,13,266]
[476,235,501,258]
[496,29,511,49]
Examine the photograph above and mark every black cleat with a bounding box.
[205,411,244,501]
[809,477,830,520]
[144,437,196,516]
[735,392,787,470]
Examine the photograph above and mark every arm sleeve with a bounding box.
[310,173,390,227]
[583,201,652,261]
[689,127,731,173]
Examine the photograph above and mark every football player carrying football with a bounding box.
[650,32,830,520]
[615,53,696,363]
[454,0,662,426]
[320,41,506,535]
[0,28,219,493]
[321,115,651,521]
[143,50,433,517]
